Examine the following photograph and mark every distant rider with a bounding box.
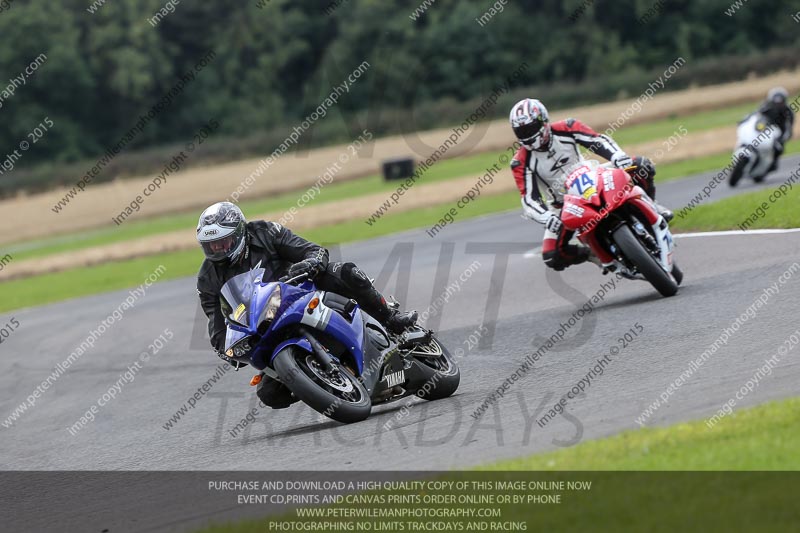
[196,202,417,409]
[508,98,672,272]
[745,87,795,171]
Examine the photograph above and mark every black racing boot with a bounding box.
[256,376,299,409]
[655,202,674,222]
[564,244,591,267]
[648,189,674,222]
[384,310,419,334]
[342,262,420,334]
[767,154,779,173]
[360,288,419,334]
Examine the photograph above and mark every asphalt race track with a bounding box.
[3,155,800,479]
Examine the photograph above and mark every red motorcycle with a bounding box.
[560,161,683,297]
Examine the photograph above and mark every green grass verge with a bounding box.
[671,150,800,233]
[0,253,195,313]
[484,396,800,470]
[672,185,800,233]
[4,102,759,262]
[194,397,800,533]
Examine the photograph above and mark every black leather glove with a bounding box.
[216,349,245,370]
[285,257,323,281]
[630,156,656,180]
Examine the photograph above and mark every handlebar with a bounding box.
[281,272,310,285]
[597,161,639,172]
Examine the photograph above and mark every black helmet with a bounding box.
[767,87,789,109]
[196,202,247,263]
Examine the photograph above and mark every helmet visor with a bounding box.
[201,235,237,262]
[513,120,545,144]
[771,95,788,107]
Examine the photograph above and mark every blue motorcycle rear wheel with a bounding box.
[409,337,461,401]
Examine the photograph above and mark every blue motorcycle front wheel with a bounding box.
[273,346,372,424]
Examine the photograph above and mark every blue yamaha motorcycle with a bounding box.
[221,268,460,424]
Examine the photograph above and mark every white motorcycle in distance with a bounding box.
[729,112,781,187]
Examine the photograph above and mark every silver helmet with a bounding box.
[509,98,551,151]
[196,202,247,263]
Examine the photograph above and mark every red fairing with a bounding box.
[583,232,614,264]
[560,198,601,231]
[562,167,644,232]
[628,197,660,225]
[560,166,652,263]
[561,166,602,232]
[603,168,639,213]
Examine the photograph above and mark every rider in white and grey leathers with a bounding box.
[508,98,672,271]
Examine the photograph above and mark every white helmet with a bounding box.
[509,98,551,151]
[196,202,247,263]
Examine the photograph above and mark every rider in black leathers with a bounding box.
[748,87,795,171]
[196,202,417,409]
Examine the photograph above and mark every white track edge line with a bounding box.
[675,228,800,238]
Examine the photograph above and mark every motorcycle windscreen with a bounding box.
[220,267,271,328]
[224,327,250,353]
[566,171,601,206]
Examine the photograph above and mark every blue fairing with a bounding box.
[317,307,366,373]
[221,270,367,374]
[256,338,313,369]
[267,283,366,373]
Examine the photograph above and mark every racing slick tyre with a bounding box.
[613,225,679,297]
[406,334,460,401]
[671,261,684,286]
[728,154,749,187]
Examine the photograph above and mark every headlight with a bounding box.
[226,336,255,358]
[259,285,282,326]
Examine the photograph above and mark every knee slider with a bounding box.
[542,250,566,271]
[563,244,589,263]
[257,380,294,409]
